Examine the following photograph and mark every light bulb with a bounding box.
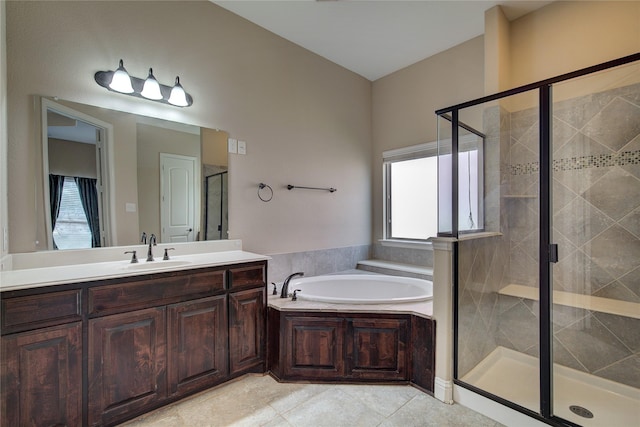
[109,59,134,93]
[168,76,189,107]
[141,68,163,100]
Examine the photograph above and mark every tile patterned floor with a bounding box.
[120,374,504,427]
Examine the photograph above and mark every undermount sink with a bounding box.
[123,260,193,271]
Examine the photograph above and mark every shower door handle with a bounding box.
[549,244,558,263]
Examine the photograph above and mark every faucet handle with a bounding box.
[124,250,138,263]
[292,289,302,301]
[163,248,175,260]
[271,282,278,295]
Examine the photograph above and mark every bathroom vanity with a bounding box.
[0,247,268,427]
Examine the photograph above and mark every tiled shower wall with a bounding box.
[458,83,640,389]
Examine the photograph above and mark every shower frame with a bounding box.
[204,170,228,240]
[435,52,640,427]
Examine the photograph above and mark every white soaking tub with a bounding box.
[287,274,433,304]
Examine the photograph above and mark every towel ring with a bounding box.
[258,183,273,202]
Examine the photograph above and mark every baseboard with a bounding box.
[434,377,453,404]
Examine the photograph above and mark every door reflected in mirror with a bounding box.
[41,97,229,250]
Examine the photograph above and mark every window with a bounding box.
[52,177,92,249]
[383,137,483,242]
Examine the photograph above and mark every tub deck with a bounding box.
[267,293,433,318]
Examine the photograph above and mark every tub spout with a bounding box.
[281,272,304,298]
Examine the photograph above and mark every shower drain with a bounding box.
[569,405,594,419]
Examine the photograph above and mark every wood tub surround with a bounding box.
[268,309,436,393]
[0,260,268,427]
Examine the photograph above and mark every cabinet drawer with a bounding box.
[228,263,266,290]
[1,289,82,334]
[88,269,225,316]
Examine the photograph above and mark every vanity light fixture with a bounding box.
[94,59,193,107]
[140,68,163,100]
[109,59,134,93]
[168,77,189,107]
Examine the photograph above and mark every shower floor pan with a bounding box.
[462,347,640,427]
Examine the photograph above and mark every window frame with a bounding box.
[383,141,439,244]
[52,176,93,250]
[383,136,485,245]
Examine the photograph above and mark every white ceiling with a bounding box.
[213,0,550,81]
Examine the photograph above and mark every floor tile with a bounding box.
[281,387,386,426]
[119,374,503,427]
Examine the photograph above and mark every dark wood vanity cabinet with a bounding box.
[1,287,83,426]
[1,322,82,427]
[269,310,435,392]
[229,287,266,375]
[1,260,267,427]
[272,312,409,382]
[228,263,267,376]
[88,307,167,426]
[167,295,228,397]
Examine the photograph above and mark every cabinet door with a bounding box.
[228,288,265,375]
[347,318,409,380]
[1,323,82,427]
[167,295,228,397]
[88,307,166,426]
[282,316,346,379]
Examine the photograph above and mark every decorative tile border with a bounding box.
[509,150,640,176]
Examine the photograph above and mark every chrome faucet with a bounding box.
[141,232,147,244]
[146,233,157,262]
[280,272,304,298]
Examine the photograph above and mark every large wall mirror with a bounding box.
[40,97,229,251]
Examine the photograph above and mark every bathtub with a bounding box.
[287,274,433,304]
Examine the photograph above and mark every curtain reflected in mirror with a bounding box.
[50,175,100,249]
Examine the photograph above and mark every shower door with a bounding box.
[205,171,228,240]
[445,89,543,415]
[550,65,640,427]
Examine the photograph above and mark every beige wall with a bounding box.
[202,128,228,168]
[0,1,7,259]
[5,1,372,255]
[371,36,486,243]
[509,1,640,88]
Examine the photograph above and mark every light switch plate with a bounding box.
[125,203,137,213]
[238,140,247,155]
[228,138,238,153]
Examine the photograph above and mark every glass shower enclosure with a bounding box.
[204,171,228,240]
[437,53,640,426]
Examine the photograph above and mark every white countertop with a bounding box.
[0,250,269,292]
[267,293,433,318]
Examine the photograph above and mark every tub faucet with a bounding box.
[146,233,157,262]
[280,272,304,298]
